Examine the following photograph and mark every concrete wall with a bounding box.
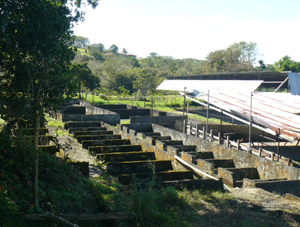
[112,109,150,119]
[130,116,183,131]
[58,114,120,125]
[96,104,127,110]
[62,106,86,115]
[103,123,190,173]
[152,124,300,180]
[80,100,117,115]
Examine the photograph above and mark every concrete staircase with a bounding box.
[65,121,203,189]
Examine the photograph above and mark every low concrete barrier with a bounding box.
[62,106,86,115]
[59,114,120,125]
[152,124,300,181]
[218,167,259,187]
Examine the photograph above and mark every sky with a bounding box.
[73,0,300,64]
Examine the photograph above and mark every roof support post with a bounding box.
[248,92,253,153]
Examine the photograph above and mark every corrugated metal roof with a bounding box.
[156,79,300,141]
[157,80,263,95]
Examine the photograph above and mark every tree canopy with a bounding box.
[204,41,259,73]
[274,56,300,72]
[0,0,99,206]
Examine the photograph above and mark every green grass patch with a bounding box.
[81,94,227,125]
[46,117,64,128]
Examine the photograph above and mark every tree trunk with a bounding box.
[79,81,81,99]
[33,97,41,206]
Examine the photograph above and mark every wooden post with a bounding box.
[189,122,192,136]
[218,132,221,144]
[196,124,200,137]
[220,110,223,138]
[237,139,240,150]
[202,126,206,140]
[151,98,153,124]
[186,100,189,125]
[226,136,229,147]
[277,128,280,162]
[210,129,213,142]
[174,91,176,107]
[259,147,262,157]
[288,158,291,166]
[271,152,274,161]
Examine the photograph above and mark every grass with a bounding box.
[79,93,226,125]
[45,117,64,128]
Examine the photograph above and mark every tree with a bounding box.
[108,44,119,53]
[133,67,159,95]
[89,48,105,61]
[90,43,105,53]
[0,0,99,206]
[122,48,128,54]
[74,36,90,48]
[204,41,259,73]
[71,63,100,98]
[273,56,300,72]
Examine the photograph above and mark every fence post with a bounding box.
[196,124,200,137]
[210,129,213,142]
[202,126,206,140]
[189,122,192,136]
[237,139,240,150]
[226,136,229,147]
[258,148,262,157]
[271,152,274,161]
[218,132,221,144]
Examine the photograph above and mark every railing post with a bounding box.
[258,148,262,157]
[210,129,213,142]
[218,132,221,144]
[237,139,240,150]
[196,124,200,137]
[271,152,274,161]
[202,126,206,140]
[226,136,229,147]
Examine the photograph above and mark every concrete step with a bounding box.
[64,121,102,130]
[145,136,172,145]
[106,160,173,176]
[137,132,161,139]
[181,151,215,164]
[73,130,113,138]
[82,139,131,149]
[170,145,197,152]
[68,127,107,133]
[218,167,260,187]
[118,170,193,184]
[156,140,183,150]
[197,159,235,171]
[100,152,156,162]
[161,178,224,191]
[77,134,121,143]
[89,145,142,156]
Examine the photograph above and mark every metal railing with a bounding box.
[186,123,300,167]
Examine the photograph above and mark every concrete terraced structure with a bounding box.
[59,101,300,198]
